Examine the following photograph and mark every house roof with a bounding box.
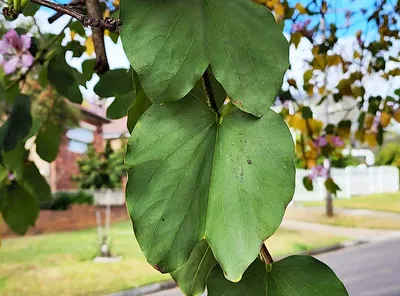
[103,117,129,139]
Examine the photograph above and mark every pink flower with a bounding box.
[308,165,328,180]
[0,30,34,75]
[315,136,328,147]
[331,136,344,147]
[292,19,311,33]
[7,171,16,181]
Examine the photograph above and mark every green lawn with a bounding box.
[0,221,347,296]
[302,192,400,213]
[285,206,400,229]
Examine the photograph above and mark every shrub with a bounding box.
[40,191,94,211]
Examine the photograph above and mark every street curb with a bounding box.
[295,239,368,257]
[106,280,177,296]
[105,239,367,296]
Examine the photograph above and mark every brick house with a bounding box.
[31,103,111,191]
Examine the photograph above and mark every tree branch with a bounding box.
[85,0,109,74]
[31,0,122,31]
[48,0,84,24]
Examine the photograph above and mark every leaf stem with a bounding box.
[30,0,122,31]
[261,243,273,264]
[201,70,219,115]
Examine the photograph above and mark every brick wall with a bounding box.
[1,205,130,238]
[52,119,105,190]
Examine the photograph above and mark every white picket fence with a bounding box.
[294,166,399,202]
[86,166,399,205]
[92,189,125,206]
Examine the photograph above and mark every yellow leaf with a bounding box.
[365,130,377,148]
[364,113,374,129]
[394,108,400,123]
[70,30,76,40]
[380,112,392,127]
[274,3,285,20]
[295,3,307,14]
[327,55,342,66]
[353,51,361,59]
[85,37,95,56]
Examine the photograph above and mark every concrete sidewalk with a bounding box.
[280,219,400,241]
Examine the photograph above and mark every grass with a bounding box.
[302,192,400,213]
[285,206,400,230]
[0,220,347,296]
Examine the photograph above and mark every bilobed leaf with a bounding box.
[207,256,348,296]
[21,162,52,202]
[94,68,133,98]
[1,183,39,235]
[1,94,32,152]
[120,0,289,117]
[35,120,63,162]
[48,53,82,104]
[107,92,135,119]
[171,240,217,296]
[125,94,295,281]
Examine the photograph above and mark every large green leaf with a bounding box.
[1,94,32,152]
[171,240,217,296]
[120,0,288,117]
[207,256,348,295]
[125,94,295,281]
[1,183,39,235]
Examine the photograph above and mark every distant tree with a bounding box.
[73,141,125,189]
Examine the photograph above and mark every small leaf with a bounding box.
[48,53,82,104]
[2,144,26,176]
[171,240,217,296]
[35,120,63,162]
[325,177,341,195]
[94,68,133,98]
[303,176,313,191]
[207,256,348,295]
[1,94,32,152]
[1,183,39,235]
[21,162,52,202]
[107,92,135,119]
[66,40,86,58]
[23,2,40,16]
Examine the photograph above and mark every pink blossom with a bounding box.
[315,136,328,147]
[292,19,311,33]
[331,136,344,147]
[308,165,328,180]
[7,172,16,181]
[0,30,34,75]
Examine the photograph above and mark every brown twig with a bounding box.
[260,243,273,264]
[48,0,84,24]
[31,0,122,31]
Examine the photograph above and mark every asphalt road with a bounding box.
[148,238,400,296]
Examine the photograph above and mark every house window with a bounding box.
[66,127,95,153]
